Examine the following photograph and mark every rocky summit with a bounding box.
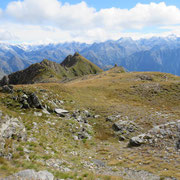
[0,53,103,85]
[0,61,179,180]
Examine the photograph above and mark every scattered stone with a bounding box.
[54,108,69,117]
[73,135,79,140]
[78,131,91,140]
[22,94,28,99]
[28,137,37,142]
[46,159,62,169]
[92,159,106,167]
[59,100,64,104]
[42,108,50,115]
[3,169,54,180]
[34,112,43,117]
[1,85,13,93]
[94,115,100,118]
[24,148,31,154]
[106,115,121,122]
[119,135,126,141]
[83,110,91,117]
[129,133,152,147]
[137,74,153,81]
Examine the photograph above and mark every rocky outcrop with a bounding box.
[113,120,140,141]
[0,116,27,141]
[112,120,139,133]
[129,133,152,146]
[2,169,54,180]
[136,74,153,81]
[0,114,27,158]
[27,93,43,109]
[129,120,180,147]
[12,91,43,109]
[1,85,14,93]
[0,76,9,86]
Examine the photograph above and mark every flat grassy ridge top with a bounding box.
[3,53,103,85]
[0,70,180,179]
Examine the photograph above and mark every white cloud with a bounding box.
[96,2,180,30]
[0,29,16,41]
[0,1,180,43]
[6,0,96,29]
[0,23,73,44]
[6,0,61,23]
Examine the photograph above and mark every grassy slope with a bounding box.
[0,70,180,179]
[66,54,103,76]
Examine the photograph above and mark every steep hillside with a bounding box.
[0,70,179,179]
[0,53,103,85]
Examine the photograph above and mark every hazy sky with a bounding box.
[0,0,180,44]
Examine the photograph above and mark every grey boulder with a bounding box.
[0,116,27,141]
[55,108,69,117]
[2,169,54,180]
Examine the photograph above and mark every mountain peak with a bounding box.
[60,53,103,75]
[74,52,80,56]
[61,52,95,68]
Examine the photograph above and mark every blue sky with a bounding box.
[1,0,180,10]
[0,0,180,44]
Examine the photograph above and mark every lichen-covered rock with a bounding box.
[106,115,121,122]
[1,85,13,93]
[129,133,152,146]
[112,120,140,140]
[0,116,27,141]
[129,120,180,148]
[113,120,138,132]
[27,93,43,109]
[2,169,54,180]
[136,74,153,81]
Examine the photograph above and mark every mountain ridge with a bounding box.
[0,53,103,85]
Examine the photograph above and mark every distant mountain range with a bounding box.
[0,35,180,77]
